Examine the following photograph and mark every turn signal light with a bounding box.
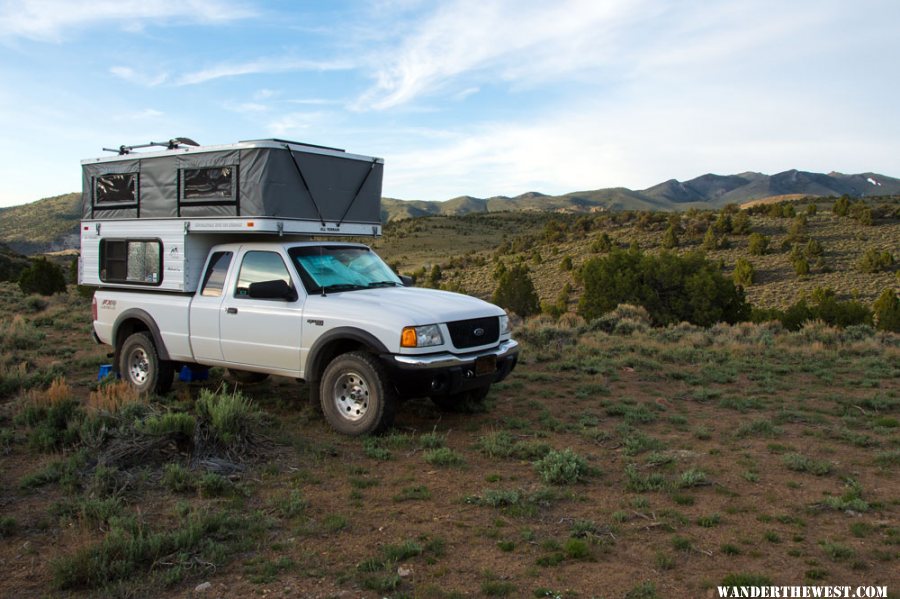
[401,327,418,347]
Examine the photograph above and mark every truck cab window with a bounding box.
[235,251,293,298]
[200,251,233,297]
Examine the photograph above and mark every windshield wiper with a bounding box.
[367,280,401,288]
[320,283,366,294]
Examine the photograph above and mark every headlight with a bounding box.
[499,314,510,335]
[401,324,444,348]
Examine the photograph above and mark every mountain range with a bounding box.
[0,170,897,254]
[382,170,900,220]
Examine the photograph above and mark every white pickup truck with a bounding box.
[92,241,519,435]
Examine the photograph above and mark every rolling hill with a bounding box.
[1,171,898,254]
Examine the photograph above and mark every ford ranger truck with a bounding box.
[92,241,519,435]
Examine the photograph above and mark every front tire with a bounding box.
[118,332,174,395]
[320,352,396,436]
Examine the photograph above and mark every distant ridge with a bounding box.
[1,170,898,253]
[382,170,900,221]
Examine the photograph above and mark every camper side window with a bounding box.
[95,174,137,205]
[99,239,162,285]
[182,167,235,203]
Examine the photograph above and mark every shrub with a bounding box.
[18,258,67,296]
[195,386,263,452]
[593,303,652,335]
[662,225,679,249]
[752,289,871,330]
[24,295,48,312]
[492,263,540,318]
[140,412,196,438]
[86,382,142,414]
[591,233,614,253]
[733,258,754,287]
[748,232,769,255]
[731,211,751,234]
[161,463,194,492]
[702,226,719,250]
[0,315,45,350]
[17,381,83,452]
[783,453,831,476]
[535,449,589,485]
[849,201,873,225]
[423,447,464,466]
[198,472,233,497]
[858,248,894,273]
[833,195,850,216]
[792,255,809,276]
[872,289,900,332]
[578,249,749,326]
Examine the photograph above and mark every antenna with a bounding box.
[102,137,200,155]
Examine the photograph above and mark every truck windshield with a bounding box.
[288,246,402,294]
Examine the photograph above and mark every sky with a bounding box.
[0,0,898,208]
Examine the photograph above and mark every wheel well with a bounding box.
[115,319,150,353]
[309,339,371,382]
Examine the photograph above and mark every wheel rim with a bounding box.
[127,347,150,385]
[332,370,370,421]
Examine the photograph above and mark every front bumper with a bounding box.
[383,339,519,398]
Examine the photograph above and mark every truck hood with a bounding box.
[304,286,504,327]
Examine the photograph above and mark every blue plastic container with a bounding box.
[179,365,210,382]
[97,364,114,380]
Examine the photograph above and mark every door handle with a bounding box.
[225,307,238,314]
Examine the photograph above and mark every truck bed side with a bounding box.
[94,290,194,362]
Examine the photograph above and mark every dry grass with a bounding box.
[85,381,143,414]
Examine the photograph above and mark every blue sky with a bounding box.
[0,0,898,208]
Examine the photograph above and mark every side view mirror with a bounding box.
[248,279,297,301]
[399,275,414,287]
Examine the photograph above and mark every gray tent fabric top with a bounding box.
[81,140,383,225]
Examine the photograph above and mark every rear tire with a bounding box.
[226,369,270,384]
[431,384,491,413]
[118,332,174,395]
[320,352,396,436]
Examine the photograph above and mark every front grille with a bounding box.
[446,316,499,349]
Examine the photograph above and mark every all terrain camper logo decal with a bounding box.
[100,299,116,309]
[166,246,183,274]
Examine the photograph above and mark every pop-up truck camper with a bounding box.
[85,138,518,435]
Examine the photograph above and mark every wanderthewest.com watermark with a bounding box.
[717,586,888,598]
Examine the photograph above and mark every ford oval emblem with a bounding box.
[473,327,485,337]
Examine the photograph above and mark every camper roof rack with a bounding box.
[102,137,200,155]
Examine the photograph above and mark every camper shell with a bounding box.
[79,139,384,292]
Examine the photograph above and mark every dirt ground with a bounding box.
[1,291,898,598]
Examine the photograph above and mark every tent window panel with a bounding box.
[182,167,235,202]
[100,239,161,285]
[96,174,136,205]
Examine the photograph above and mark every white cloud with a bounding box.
[176,57,353,86]
[109,66,168,87]
[381,79,899,201]
[354,0,646,110]
[0,0,255,42]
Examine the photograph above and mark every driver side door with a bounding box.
[219,249,304,374]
